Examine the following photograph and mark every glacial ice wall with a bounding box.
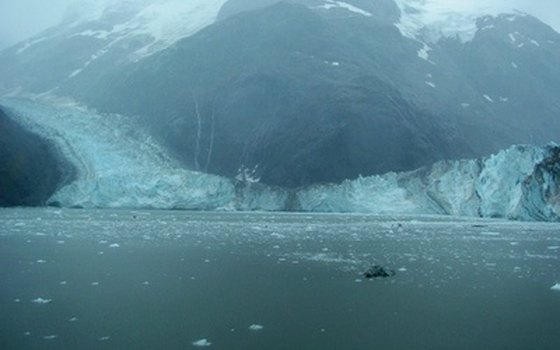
[298,144,560,221]
[2,97,559,221]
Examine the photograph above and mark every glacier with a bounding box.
[1,97,559,222]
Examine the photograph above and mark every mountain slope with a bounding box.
[0,0,559,190]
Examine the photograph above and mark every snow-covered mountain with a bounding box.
[1,0,560,220]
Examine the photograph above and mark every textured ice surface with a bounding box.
[2,98,559,221]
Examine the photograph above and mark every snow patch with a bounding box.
[319,1,372,17]
[394,1,527,43]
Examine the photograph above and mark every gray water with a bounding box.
[1,208,559,349]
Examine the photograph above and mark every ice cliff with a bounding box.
[1,98,558,222]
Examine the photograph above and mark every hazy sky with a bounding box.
[0,0,559,49]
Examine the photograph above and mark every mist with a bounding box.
[1,0,559,50]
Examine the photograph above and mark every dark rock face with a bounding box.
[0,107,74,206]
[77,3,472,187]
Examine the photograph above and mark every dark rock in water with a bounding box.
[363,265,395,279]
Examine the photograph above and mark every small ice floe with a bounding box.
[547,246,560,250]
[91,282,100,286]
[248,324,264,331]
[480,231,501,236]
[14,222,26,227]
[510,242,520,246]
[31,297,52,304]
[354,279,363,283]
[35,232,47,236]
[142,281,150,285]
[98,336,110,341]
[99,240,108,244]
[36,259,47,264]
[398,267,408,272]
[60,281,67,285]
[57,240,65,244]
[551,283,560,291]
[24,332,31,336]
[69,317,78,322]
[14,298,21,303]
[192,338,212,347]
[43,335,58,340]
[109,243,120,248]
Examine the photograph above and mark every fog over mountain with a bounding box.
[1,0,559,50]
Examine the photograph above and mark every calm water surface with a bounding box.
[1,209,559,349]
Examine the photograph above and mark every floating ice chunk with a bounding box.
[461,103,470,108]
[109,243,120,248]
[483,94,494,103]
[499,97,509,102]
[547,246,559,250]
[425,81,436,88]
[24,332,31,336]
[551,283,560,291]
[69,317,78,322]
[248,324,264,331]
[14,298,21,303]
[354,279,363,283]
[31,297,52,304]
[398,267,408,272]
[192,338,212,347]
[530,39,540,47]
[36,259,47,264]
[480,231,500,236]
[142,281,150,285]
[98,336,111,341]
[43,335,58,340]
[91,282,100,286]
[511,62,518,69]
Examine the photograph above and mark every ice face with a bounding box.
[2,97,559,221]
[1,98,237,210]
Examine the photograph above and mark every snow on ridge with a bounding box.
[393,0,527,43]
[318,1,372,17]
